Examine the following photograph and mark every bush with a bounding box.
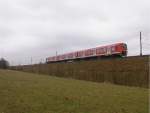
[0,58,9,69]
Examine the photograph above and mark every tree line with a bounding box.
[0,58,9,69]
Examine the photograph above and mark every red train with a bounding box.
[46,43,127,63]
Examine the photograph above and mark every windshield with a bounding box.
[123,44,127,50]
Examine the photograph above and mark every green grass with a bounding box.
[0,69,149,113]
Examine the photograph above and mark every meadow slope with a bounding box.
[0,70,149,113]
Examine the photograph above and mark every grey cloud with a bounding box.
[0,0,149,65]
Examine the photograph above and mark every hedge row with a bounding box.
[12,56,149,88]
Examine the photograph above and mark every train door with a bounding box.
[107,46,111,55]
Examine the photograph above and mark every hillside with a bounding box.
[0,69,149,113]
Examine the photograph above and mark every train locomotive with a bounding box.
[46,43,127,63]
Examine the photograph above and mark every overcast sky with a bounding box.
[0,0,149,65]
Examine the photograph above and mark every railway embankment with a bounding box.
[11,55,150,88]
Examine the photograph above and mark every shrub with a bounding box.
[0,58,9,69]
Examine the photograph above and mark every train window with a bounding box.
[96,48,101,54]
[111,46,115,52]
[123,44,127,49]
[75,52,78,57]
[103,48,106,53]
[96,48,105,54]
[87,49,94,56]
[77,51,83,57]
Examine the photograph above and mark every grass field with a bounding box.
[0,69,149,113]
